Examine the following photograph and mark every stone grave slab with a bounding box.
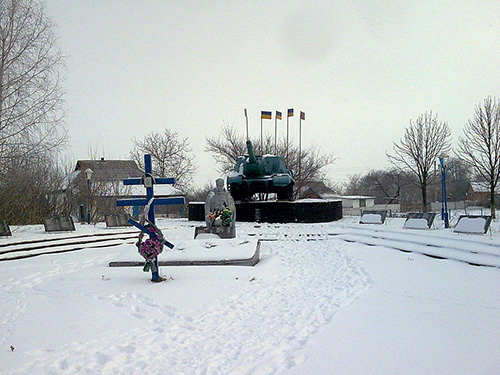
[0,220,12,236]
[105,214,132,227]
[454,215,492,235]
[403,212,436,229]
[42,216,76,232]
[194,226,236,239]
[360,210,387,224]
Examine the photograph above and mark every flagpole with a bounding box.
[274,115,277,154]
[245,108,249,140]
[286,113,289,163]
[260,116,263,154]
[299,111,304,185]
[299,116,302,183]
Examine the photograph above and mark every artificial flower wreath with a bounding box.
[207,206,233,227]
[135,223,166,273]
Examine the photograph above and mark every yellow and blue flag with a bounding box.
[276,111,282,120]
[287,108,294,117]
[261,111,272,119]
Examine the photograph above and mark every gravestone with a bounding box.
[195,178,236,239]
[43,216,76,232]
[403,212,436,229]
[105,214,132,227]
[0,220,12,236]
[360,210,387,224]
[454,215,492,235]
[194,226,236,239]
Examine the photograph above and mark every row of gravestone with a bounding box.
[1,212,494,237]
[0,214,133,236]
[360,210,493,235]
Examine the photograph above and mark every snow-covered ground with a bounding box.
[1,217,499,375]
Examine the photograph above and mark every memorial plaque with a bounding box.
[42,216,76,232]
[454,215,492,234]
[0,220,12,236]
[194,226,236,239]
[105,214,132,227]
[360,210,387,224]
[403,212,436,229]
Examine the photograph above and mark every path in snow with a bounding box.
[12,237,370,375]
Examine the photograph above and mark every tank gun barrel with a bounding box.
[246,140,257,164]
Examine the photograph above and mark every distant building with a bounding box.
[466,181,500,206]
[71,158,142,187]
[66,158,185,221]
[339,195,376,209]
[299,181,338,200]
[298,181,385,215]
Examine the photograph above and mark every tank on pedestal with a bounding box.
[227,140,294,201]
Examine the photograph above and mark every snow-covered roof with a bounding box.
[126,184,183,197]
[341,195,376,200]
[299,181,337,200]
[469,181,500,194]
[74,159,142,182]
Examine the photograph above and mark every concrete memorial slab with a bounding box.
[0,220,12,236]
[403,213,436,229]
[42,217,76,232]
[359,210,387,224]
[194,226,236,239]
[109,238,260,267]
[105,214,132,227]
[454,215,492,235]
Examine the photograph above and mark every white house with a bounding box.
[339,195,376,209]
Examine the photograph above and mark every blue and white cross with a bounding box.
[116,154,184,282]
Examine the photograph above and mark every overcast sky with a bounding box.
[46,1,500,188]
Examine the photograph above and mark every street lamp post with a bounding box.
[438,153,449,228]
[84,168,93,224]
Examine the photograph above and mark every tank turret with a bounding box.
[227,140,294,201]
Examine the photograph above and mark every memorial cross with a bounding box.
[116,154,184,282]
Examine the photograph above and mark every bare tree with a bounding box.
[387,111,451,212]
[185,181,215,203]
[363,169,413,204]
[205,124,335,197]
[343,173,364,196]
[343,168,414,206]
[204,125,247,174]
[457,97,500,218]
[0,153,68,224]
[444,157,471,202]
[0,0,67,172]
[131,129,197,191]
[0,0,67,224]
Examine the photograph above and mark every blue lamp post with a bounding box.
[438,153,449,228]
[84,168,93,224]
